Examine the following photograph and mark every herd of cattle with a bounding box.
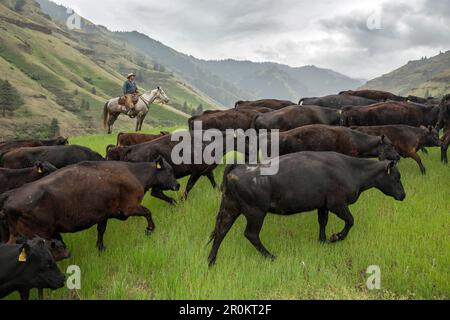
[0,89,448,300]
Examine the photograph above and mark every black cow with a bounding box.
[0,161,57,194]
[299,94,377,109]
[252,105,341,131]
[0,145,104,169]
[0,137,68,158]
[208,151,406,266]
[0,237,65,300]
[436,94,450,163]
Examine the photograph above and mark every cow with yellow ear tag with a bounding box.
[0,237,65,300]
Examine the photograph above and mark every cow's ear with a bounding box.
[385,161,395,175]
[156,156,164,170]
[18,243,30,263]
[36,162,44,174]
[380,135,386,144]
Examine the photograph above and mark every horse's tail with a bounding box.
[103,101,109,128]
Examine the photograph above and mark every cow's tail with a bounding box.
[116,132,124,146]
[103,101,109,128]
[208,164,239,246]
[250,113,261,130]
[188,116,196,131]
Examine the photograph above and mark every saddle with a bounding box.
[118,94,140,107]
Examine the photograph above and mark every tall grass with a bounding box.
[7,129,450,299]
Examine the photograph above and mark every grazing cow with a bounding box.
[339,89,405,102]
[269,124,400,161]
[106,133,230,202]
[188,109,261,131]
[252,105,341,131]
[341,101,440,127]
[299,94,377,109]
[435,94,450,163]
[116,131,170,146]
[0,161,57,194]
[0,238,65,300]
[352,125,441,174]
[235,99,295,110]
[208,151,406,266]
[0,137,68,157]
[0,145,104,169]
[0,158,180,251]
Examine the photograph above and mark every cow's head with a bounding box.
[374,161,406,201]
[377,135,400,161]
[55,136,69,145]
[15,238,66,290]
[153,156,180,191]
[35,161,58,176]
[420,125,442,147]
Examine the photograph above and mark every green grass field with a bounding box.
[6,128,450,300]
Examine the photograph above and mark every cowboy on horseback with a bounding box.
[122,73,139,117]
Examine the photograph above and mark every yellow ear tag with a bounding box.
[387,167,391,175]
[156,163,162,169]
[18,248,27,262]
[38,168,43,173]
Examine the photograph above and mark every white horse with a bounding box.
[103,87,169,134]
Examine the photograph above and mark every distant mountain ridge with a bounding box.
[361,50,450,97]
[36,0,364,107]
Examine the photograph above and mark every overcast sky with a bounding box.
[55,0,450,79]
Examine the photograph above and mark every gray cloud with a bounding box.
[55,0,450,79]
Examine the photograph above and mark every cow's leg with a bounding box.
[206,171,217,189]
[96,219,108,251]
[182,173,201,201]
[409,151,426,174]
[151,187,176,205]
[317,208,329,243]
[329,206,354,242]
[441,133,449,164]
[208,197,240,267]
[243,209,275,260]
[121,205,155,235]
[19,289,30,300]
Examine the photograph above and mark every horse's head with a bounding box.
[156,86,170,104]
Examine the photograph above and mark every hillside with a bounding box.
[362,50,450,97]
[0,0,217,139]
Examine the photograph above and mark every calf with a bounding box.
[270,125,400,161]
[0,158,180,251]
[116,131,170,146]
[299,94,377,109]
[339,89,405,102]
[0,238,65,300]
[235,99,295,110]
[0,145,104,169]
[352,125,441,174]
[0,137,68,157]
[107,133,224,202]
[252,105,341,131]
[208,151,405,266]
[341,101,440,127]
[0,161,57,194]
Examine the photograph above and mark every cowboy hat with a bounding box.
[127,73,136,79]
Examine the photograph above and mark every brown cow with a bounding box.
[341,101,440,127]
[0,137,68,157]
[116,131,170,146]
[0,158,180,251]
[339,89,405,102]
[267,124,400,161]
[188,109,261,131]
[352,125,442,174]
[0,162,57,194]
[235,99,295,110]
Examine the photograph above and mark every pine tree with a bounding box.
[196,104,203,115]
[48,118,60,138]
[0,80,24,117]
